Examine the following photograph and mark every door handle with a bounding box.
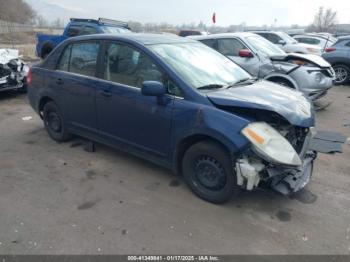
[99,90,112,97]
[56,78,63,85]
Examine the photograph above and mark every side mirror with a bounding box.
[141,81,166,97]
[238,49,254,58]
[278,40,286,46]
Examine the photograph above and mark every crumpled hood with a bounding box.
[0,49,19,64]
[270,53,331,68]
[207,80,315,127]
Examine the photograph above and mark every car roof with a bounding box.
[294,34,336,41]
[189,32,257,40]
[64,33,196,45]
[337,35,350,40]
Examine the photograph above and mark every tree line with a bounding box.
[0,0,35,23]
[0,1,340,34]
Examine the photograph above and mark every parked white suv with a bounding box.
[252,31,322,55]
[293,34,337,51]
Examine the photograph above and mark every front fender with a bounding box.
[171,99,251,158]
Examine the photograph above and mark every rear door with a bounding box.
[95,41,174,157]
[53,41,102,135]
[217,38,260,76]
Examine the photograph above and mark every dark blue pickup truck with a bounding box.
[36,18,131,59]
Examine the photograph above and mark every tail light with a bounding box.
[325,47,336,53]
[26,67,33,86]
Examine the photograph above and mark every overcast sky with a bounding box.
[44,0,350,26]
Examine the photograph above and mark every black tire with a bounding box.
[43,101,71,142]
[182,140,239,204]
[41,44,53,59]
[333,64,350,85]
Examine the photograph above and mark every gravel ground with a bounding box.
[0,86,349,255]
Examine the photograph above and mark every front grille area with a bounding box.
[321,68,335,78]
[284,127,309,154]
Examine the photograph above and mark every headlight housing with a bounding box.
[242,122,302,166]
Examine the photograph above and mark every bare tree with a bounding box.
[307,7,338,33]
[0,0,36,23]
[35,15,49,27]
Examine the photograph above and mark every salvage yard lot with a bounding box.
[0,86,349,254]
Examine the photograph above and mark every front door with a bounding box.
[96,42,174,157]
[217,38,260,76]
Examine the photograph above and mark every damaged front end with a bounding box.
[205,79,318,195]
[0,49,28,92]
[236,123,317,195]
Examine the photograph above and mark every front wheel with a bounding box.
[182,141,239,203]
[43,101,71,142]
[333,64,350,85]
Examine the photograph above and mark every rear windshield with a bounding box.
[101,26,131,34]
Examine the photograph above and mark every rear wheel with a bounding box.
[43,101,71,142]
[333,64,350,85]
[182,141,239,203]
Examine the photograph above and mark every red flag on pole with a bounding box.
[212,12,216,24]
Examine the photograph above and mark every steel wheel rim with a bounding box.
[47,111,62,133]
[193,156,226,191]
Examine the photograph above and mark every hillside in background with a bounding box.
[25,0,90,24]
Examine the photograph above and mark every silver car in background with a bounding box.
[190,33,335,100]
[293,34,337,51]
[251,31,322,55]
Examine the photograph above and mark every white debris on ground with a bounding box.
[302,234,308,241]
[22,116,33,121]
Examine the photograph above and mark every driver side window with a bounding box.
[103,43,163,88]
[265,33,282,44]
[217,38,246,56]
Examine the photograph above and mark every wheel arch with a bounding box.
[38,96,54,118]
[173,134,234,175]
[332,62,350,68]
[265,74,298,90]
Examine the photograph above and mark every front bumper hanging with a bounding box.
[269,151,317,195]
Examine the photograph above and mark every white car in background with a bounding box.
[293,34,337,51]
[252,31,322,55]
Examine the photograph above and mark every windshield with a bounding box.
[246,35,286,57]
[149,42,251,89]
[278,32,298,44]
[101,26,131,34]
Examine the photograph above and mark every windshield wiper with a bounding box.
[227,77,257,88]
[197,84,224,90]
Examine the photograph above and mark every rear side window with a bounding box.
[200,39,217,49]
[57,45,71,71]
[103,42,163,88]
[57,42,99,77]
[217,38,246,56]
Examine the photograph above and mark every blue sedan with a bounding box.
[27,33,316,203]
